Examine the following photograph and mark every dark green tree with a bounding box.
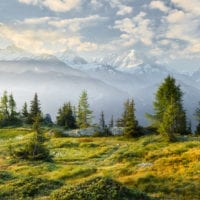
[0,91,9,122]
[187,120,192,135]
[28,93,42,124]
[21,102,29,124]
[116,118,124,127]
[15,113,50,160]
[22,102,29,118]
[195,102,200,135]
[56,102,76,129]
[0,92,20,126]
[77,90,93,128]
[123,99,138,137]
[146,76,187,136]
[28,114,50,160]
[158,102,178,141]
[109,115,114,128]
[8,94,18,122]
[99,111,106,130]
[44,113,53,126]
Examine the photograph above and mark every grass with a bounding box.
[0,128,200,199]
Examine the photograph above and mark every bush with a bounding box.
[0,176,62,199]
[14,140,51,161]
[51,177,152,200]
[0,171,14,183]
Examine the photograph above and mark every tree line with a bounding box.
[1,76,200,141]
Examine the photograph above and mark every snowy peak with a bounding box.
[0,45,33,61]
[130,64,170,75]
[96,50,143,70]
[0,45,60,62]
[56,51,88,66]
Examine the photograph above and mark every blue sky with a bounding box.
[0,0,199,67]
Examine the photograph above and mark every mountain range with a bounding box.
[0,45,199,128]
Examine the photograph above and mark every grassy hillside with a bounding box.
[0,128,200,199]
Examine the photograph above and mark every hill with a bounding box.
[0,128,199,199]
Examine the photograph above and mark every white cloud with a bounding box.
[108,0,133,16]
[22,17,50,25]
[10,0,200,61]
[150,4,200,60]
[117,5,133,16]
[18,0,81,12]
[48,15,106,31]
[0,23,98,54]
[18,15,107,33]
[19,0,37,4]
[171,0,200,16]
[166,9,185,23]
[149,1,169,13]
[114,12,154,46]
[165,9,200,53]
[90,0,103,9]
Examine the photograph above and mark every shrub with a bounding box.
[0,171,14,183]
[14,140,51,161]
[51,177,152,200]
[0,176,62,199]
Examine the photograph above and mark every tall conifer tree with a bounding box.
[123,99,138,137]
[8,94,17,120]
[146,76,187,137]
[56,102,76,129]
[109,115,114,128]
[99,111,106,130]
[28,93,42,124]
[77,90,92,128]
[195,102,200,135]
[0,91,9,120]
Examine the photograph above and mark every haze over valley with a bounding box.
[0,46,199,128]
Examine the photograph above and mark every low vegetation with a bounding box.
[51,177,151,200]
[0,128,199,199]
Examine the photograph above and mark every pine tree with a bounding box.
[77,90,93,128]
[8,94,17,121]
[187,120,192,135]
[123,99,138,137]
[146,76,187,135]
[99,111,106,130]
[56,102,76,129]
[27,114,50,160]
[44,113,53,126]
[109,115,114,128]
[28,93,42,124]
[195,102,200,135]
[0,92,19,126]
[158,102,178,141]
[0,91,9,120]
[21,102,29,125]
[22,102,29,118]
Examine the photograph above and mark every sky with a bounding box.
[0,0,199,68]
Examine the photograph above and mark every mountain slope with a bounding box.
[0,60,128,121]
[0,46,200,127]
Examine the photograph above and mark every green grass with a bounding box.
[0,128,200,199]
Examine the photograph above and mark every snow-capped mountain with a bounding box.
[0,45,33,61]
[0,45,64,63]
[0,59,89,78]
[0,45,200,127]
[0,50,129,122]
[95,50,143,71]
[56,51,88,65]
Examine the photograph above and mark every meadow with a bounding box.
[0,128,199,199]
